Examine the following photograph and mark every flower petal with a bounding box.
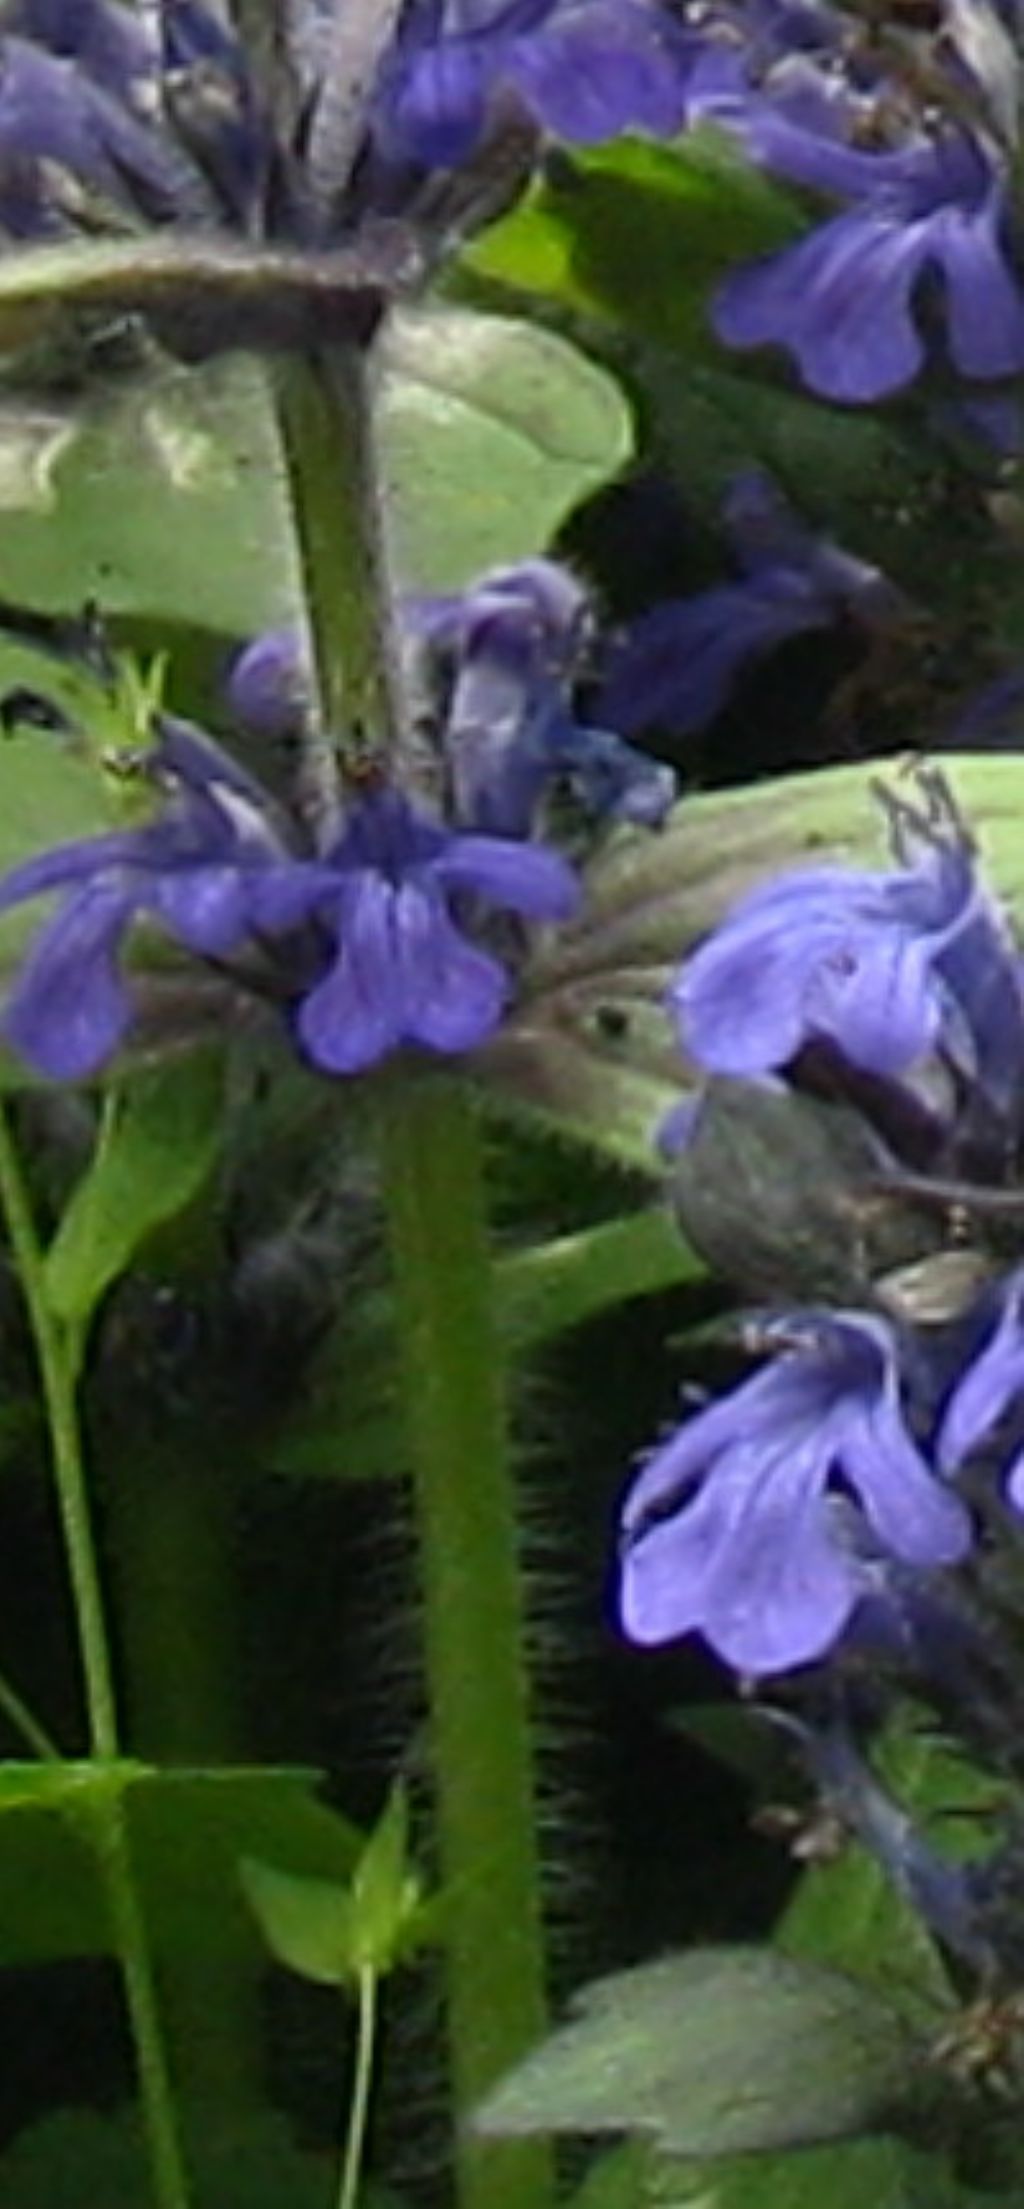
[393,880,509,1051]
[151,864,254,954]
[714,210,929,403]
[933,196,1024,379]
[937,1272,1024,1473]
[842,1393,972,1566]
[437,834,579,920]
[296,877,401,1074]
[599,584,823,738]
[621,1438,856,1674]
[4,878,135,1078]
[507,2,689,141]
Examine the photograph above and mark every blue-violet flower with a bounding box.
[618,1310,972,1676]
[371,0,691,171]
[598,470,899,739]
[0,725,579,1081]
[672,777,1024,1118]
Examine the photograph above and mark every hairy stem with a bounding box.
[0,1670,61,1762]
[378,1077,555,2209]
[273,345,406,798]
[277,304,552,2209]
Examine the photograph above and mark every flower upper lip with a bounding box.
[0,707,582,1083]
[619,1307,973,1677]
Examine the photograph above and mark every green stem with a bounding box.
[378,1076,555,2209]
[276,284,550,2209]
[98,1803,194,2209]
[335,1966,379,2209]
[109,1443,260,2110]
[0,1110,118,1759]
[273,346,405,783]
[0,1670,61,1761]
[0,1105,191,2209]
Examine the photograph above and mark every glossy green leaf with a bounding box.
[44,1052,226,1329]
[0,305,632,628]
[463,131,804,360]
[475,1947,922,2158]
[482,756,1024,1172]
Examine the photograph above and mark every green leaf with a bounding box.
[475,1947,922,2159]
[242,1782,431,1984]
[461,132,967,607]
[0,1762,361,1967]
[569,2143,652,2209]
[240,1855,359,1986]
[43,1053,225,1329]
[462,131,804,361]
[779,1717,992,2003]
[483,756,1024,1172]
[629,349,960,601]
[0,715,115,872]
[685,1724,1004,2209]
[380,305,633,588]
[664,1704,787,1794]
[0,305,632,627]
[0,357,293,634]
[0,2106,338,2209]
[498,1208,701,1351]
[0,1756,146,1815]
[267,1285,401,1484]
[647,2138,984,2209]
